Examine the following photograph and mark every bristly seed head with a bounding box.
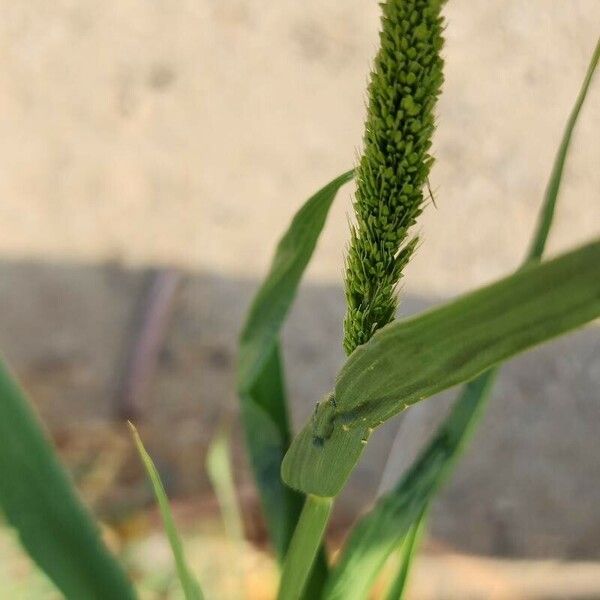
[343,0,446,355]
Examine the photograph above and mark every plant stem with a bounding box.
[277,495,333,600]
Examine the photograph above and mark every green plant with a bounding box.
[0,2,597,599]
[130,423,204,600]
[237,3,600,598]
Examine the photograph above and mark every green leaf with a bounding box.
[323,372,496,599]
[238,170,354,392]
[528,37,600,261]
[206,428,245,547]
[237,170,353,558]
[385,511,426,600]
[239,344,303,559]
[282,240,600,497]
[129,423,204,600]
[0,359,136,600]
[328,38,600,598]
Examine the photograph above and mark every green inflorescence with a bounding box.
[343,0,446,355]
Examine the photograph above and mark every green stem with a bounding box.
[277,495,333,600]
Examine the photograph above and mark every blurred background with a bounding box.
[0,1,599,598]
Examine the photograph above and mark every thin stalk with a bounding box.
[277,495,333,600]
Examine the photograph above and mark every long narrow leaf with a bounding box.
[385,513,426,600]
[238,344,302,558]
[528,38,600,260]
[129,423,203,600]
[238,170,354,391]
[237,171,353,559]
[0,359,136,600]
[283,239,600,497]
[322,39,600,598]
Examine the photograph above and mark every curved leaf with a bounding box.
[238,170,354,392]
[130,423,203,600]
[237,170,353,558]
[282,240,600,497]
[384,512,426,600]
[528,38,600,260]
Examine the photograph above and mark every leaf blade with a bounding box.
[528,37,600,261]
[238,170,354,392]
[338,240,600,427]
[129,423,204,600]
[385,512,426,600]
[237,171,353,558]
[0,359,136,600]
[282,240,600,497]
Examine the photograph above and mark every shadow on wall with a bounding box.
[0,258,598,559]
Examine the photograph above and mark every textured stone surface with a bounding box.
[0,1,599,559]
